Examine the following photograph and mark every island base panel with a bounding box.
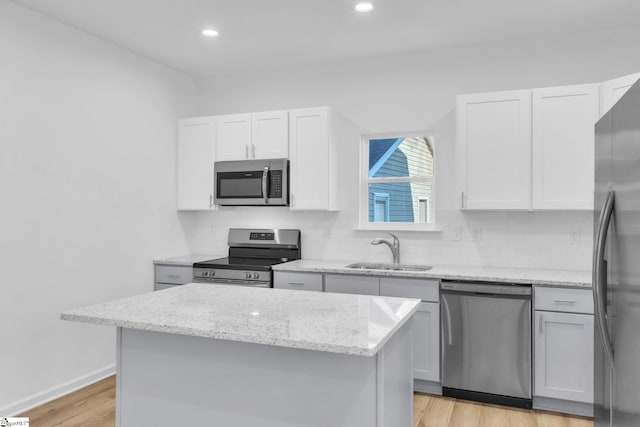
[115,322,413,427]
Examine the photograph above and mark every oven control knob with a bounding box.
[202,270,209,277]
[209,270,215,277]
[245,272,252,279]
[252,272,260,279]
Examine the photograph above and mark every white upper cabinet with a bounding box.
[457,90,532,210]
[458,83,602,211]
[532,84,599,210]
[289,107,335,210]
[177,117,216,210]
[252,110,289,159]
[216,113,252,161]
[600,72,640,117]
[216,111,288,161]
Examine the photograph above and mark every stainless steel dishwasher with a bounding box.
[441,280,532,408]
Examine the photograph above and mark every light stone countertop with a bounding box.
[272,259,592,288]
[61,283,420,357]
[153,254,223,266]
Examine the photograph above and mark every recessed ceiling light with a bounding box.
[201,28,219,37]
[355,2,374,13]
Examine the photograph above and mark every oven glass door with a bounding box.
[217,170,264,199]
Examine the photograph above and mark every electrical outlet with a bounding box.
[450,226,462,241]
[471,228,482,242]
[570,230,581,245]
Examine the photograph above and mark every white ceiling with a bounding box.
[10,0,640,77]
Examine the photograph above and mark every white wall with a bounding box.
[189,25,640,270]
[0,0,198,414]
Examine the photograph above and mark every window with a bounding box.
[360,133,436,230]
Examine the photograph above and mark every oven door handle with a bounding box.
[262,166,269,204]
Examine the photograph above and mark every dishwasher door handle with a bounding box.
[441,281,531,296]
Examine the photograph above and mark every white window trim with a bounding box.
[372,192,390,222]
[418,197,430,224]
[358,131,439,231]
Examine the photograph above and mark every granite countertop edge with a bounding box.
[272,259,592,288]
[153,254,223,266]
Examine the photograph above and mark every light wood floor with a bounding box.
[19,376,593,427]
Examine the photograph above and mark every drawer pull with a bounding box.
[553,299,577,305]
[167,275,180,279]
[288,282,304,286]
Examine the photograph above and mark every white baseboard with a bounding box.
[1,364,116,417]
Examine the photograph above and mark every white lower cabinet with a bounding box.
[534,311,594,403]
[324,274,379,295]
[380,277,440,386]
[154,265,193,291]
[533,286,594,416]
[273,271,323,292]
[278,271,441,388]
[411,302,440,383]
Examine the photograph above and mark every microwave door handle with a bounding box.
[262,166,269,204]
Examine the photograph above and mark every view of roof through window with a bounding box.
[367,136,434,224]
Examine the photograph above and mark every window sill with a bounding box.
[354,224,442,233]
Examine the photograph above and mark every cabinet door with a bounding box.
[177,117,216,210]
[600,72,640,117]
[413,302,440,382]
[534,311,594,403]
[289,107,331,210]
[216,113,252,161]
[324,274,379,295]
[532,84,599,210]
[252,110,289,159]
[457,90,532,210]
[274,271,322,292]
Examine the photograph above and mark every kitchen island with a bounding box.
[61,283,420,427]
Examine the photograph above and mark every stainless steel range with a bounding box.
[192,228,301,288]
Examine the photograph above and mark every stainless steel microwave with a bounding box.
[214,159,289,206]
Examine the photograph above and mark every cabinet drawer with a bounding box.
[535,287,593,314]
[154,265,193,285]
[155,283,180,291]
[380,277,439,302]
[325,274,379,296]
[274,272,323,292]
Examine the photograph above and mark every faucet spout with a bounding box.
[370,233,401,264]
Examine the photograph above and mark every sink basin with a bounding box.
[345,262,433,272]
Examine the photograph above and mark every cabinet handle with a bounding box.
[167,275,180,279]
[539,314,543,334]
[553,299,577,305]
[251,144,256,159]
[245,145,249,159]
[210,194,213,208]
[461,191,465,209]
[288,282,304,286]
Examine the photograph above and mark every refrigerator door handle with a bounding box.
[593,189,615,369]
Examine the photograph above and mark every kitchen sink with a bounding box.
[345,262,433,272]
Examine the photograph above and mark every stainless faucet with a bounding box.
[371,233,400,264]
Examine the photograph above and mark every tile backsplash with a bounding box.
[181,208,593,272]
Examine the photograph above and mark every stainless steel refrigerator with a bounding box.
[593,78,640,427]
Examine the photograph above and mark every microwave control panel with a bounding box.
[269,171,283,197]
